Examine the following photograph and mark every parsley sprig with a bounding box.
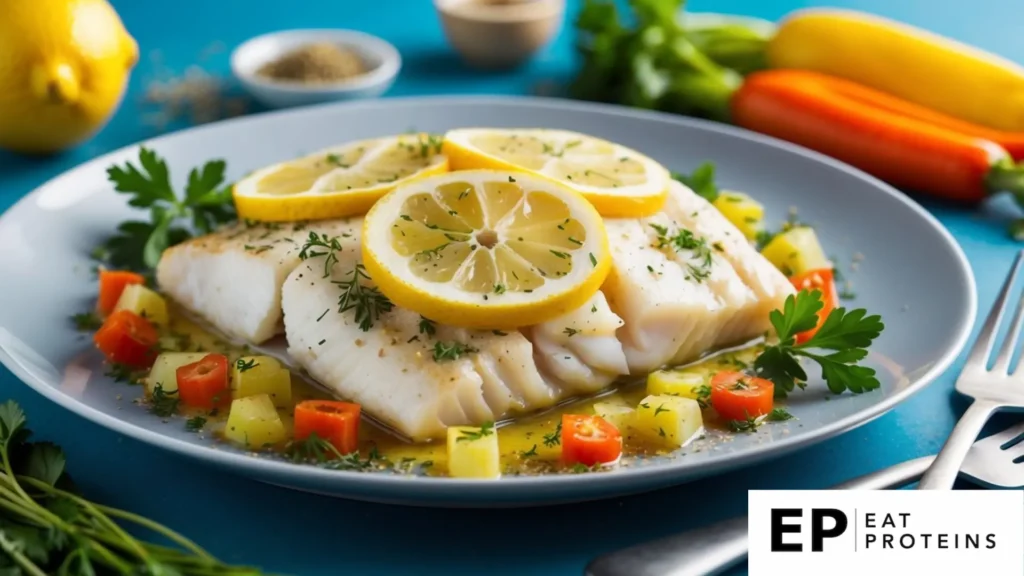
[672,162,719,202]
[432,341,478,363]
[0,401,262,574]
[95,147,236,271]
[754,290,884,396]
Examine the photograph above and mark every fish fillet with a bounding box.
[156,219,359,344]
[155,180,791,439]
[661,180,795,336]
[281,226,563,440]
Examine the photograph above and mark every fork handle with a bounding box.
[918,399,1000,490]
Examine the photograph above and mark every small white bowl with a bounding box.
[231,29,401,109]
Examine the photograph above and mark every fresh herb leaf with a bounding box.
[520,445,538,458]
[563,327,580,337]
[23,442,65,486]
[148,384,180,417]
[767,408,794,422]
[235,358,258,373]
[70,312,102,332]
[432,341,478,363]
[97,147,235,271]
[185,416,207,432]
[333,264,393,331]
[672,162,719,202]
[542,421,562,448]
[418,316,437,336]
[298,231,344,278]
[754,290,883,396]
[456,422,494,443]
[105,363,144,385]
[695,384,712,409]
[728,414,761,433]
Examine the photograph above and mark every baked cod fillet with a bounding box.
[156,219,359,344]
[282,227,568,441]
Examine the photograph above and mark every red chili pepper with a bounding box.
[731,70,1024,204]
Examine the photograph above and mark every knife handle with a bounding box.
[584,456,935,576]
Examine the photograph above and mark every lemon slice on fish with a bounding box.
[232,134,449,222]
[362,170,612,329]
[442,128,670,218]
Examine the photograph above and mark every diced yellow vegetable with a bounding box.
[231,355,292,408]
[113,284,169,326]
[593,402,635,434]
[647,369,708,399]
[145,352,207,395]
[224,394,288,448]
[634,395,704,449]
[713,191,764,239]
[446,425,500,479]
[760,226,830,276]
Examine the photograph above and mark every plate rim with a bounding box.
[0,95,978,501]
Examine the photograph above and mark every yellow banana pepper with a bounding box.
[767,8,1024,132]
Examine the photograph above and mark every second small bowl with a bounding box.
[231,29,401,109]
[435,0,565,70]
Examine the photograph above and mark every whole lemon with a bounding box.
[0,0,138,154]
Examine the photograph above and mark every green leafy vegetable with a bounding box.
[571,0,753,122]
[0,400,262,574]
[767,408,794,422]
[754,290,884,396]
[96,147,236,271]
[542,421,562,448]
[672,162,719,202]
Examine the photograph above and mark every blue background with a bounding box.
[2,0,1023,574]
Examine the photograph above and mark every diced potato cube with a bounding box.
[760,227,830,277]
[224,394,288,448]
[634,395,704,449]
[145,352,207,395]
[647,370,708,399]
[593,402,635,434]
[113,284,169,326]
[713,191,764,240]
[231,356,292,408]
[446,425,500,479]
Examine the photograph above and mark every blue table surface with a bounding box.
[2,0,1024,574]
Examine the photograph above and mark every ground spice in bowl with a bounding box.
[256,42,369,84]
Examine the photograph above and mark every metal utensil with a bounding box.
[585,422,1024,576]
[919,251,1024,490]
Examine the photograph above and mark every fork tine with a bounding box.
[993,275,1024,373]
[967,251,1024,371]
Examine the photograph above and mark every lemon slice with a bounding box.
[362,170,612,329]
[233,134,448,221]
[442,128,670,217]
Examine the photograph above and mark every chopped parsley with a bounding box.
[149,384,180,417]
[235,358,259,373]
[71,311,102,331]
[542,421,562,447]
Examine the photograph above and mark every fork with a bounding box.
[585,422,1024,576]
[918,250,1024,489]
